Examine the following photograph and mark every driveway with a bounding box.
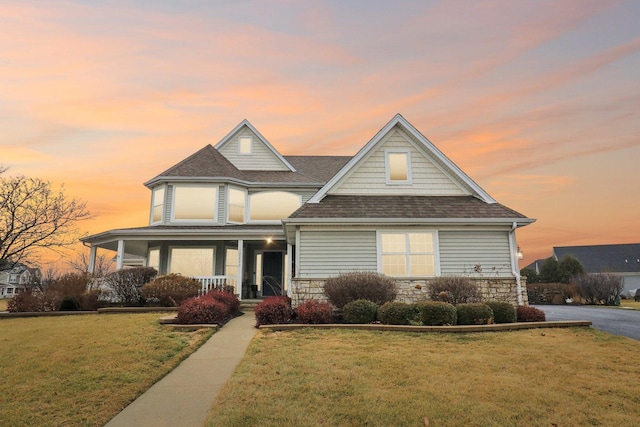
[534,305,640,341]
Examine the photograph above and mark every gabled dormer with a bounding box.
[215,119,296,172]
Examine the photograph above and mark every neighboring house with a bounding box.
[82,114,534,305]
[553,244,640,296]
[0,263,41,299]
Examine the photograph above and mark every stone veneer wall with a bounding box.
[290,276,528,307]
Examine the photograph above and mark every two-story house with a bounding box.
[0,263,41,299]
[82,114,534,305]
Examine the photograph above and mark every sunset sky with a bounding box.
[1,0,639,268]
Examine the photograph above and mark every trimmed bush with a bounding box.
[323,272,397,309]
[342,299,378,324]
[294,300,333,324]
[414,301,457,326]
[204,290,241,313]
[141,274,202,307]
[429,276,481,305]
[104,267,157,305]
[255,296,293,326]
[516,305,546,322]
[484,301,516,324]
[176,296,230,325]
[377,302,418,325]
[456,303,494,325]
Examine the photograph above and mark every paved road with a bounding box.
[534,305,640,341]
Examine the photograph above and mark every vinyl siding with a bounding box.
[216,184,225,224]
[218,128,289,171]
[298,230,377,277]
[331,129,468,196]
[439,230,513,277]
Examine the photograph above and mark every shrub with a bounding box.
[141,274,201,307]
[456,303,494,325]
[429,276,481,305]
[7,290,58,312]
[204,289,241,313]
[294,300,333,324]
[323,272,397,309]
[104,267,157,305]
[342,299,378,324]
[255,296,293,326]
[176,296,230,325]
[572,273,623,305]
[516,305,546,322]
[414,301,457,326]
[526,282,577,305]
[484,301,516,324]
[377,302,418,325]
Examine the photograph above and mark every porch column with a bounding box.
[286,243,293,298]
[116,240,124,270]
[88,246,97,274]
[237,239,244,300]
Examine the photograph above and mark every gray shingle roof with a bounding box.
[554,244,640,273]
[289,195,528,220]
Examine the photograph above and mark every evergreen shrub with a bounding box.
[456,303,494,325]
[377,301,418,325]
[414,301,457,326]
[342,299,378,324]
[484,301,516,324]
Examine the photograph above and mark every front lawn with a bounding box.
[0,313,213,426]
[620,299,640,309]
[0,298,9,311]
[207,328,640,426]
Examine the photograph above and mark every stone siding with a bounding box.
[291,276,528,307]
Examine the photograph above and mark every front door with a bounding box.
[262,251,283,296]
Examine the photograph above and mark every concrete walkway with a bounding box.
[106,312,257,427]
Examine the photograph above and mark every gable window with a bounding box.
[386,151,411,184]
[379,231,435,276]
[239,136,252,155]
[169,247,215,277]
[228,187,246,223]
[249,191,301,222]
[173,185,217,221]
[151,186,165,223]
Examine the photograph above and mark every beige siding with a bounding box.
[298,230,377,277]
[439,230,512,277]
[216,184,225,224]
[218,128,289,171]
[330,128,468,196]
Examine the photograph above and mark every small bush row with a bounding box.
[176,290,240,325]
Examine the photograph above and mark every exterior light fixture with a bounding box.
[516,246,524,260]
[266,237,273,244]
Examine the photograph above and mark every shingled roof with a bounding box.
[288,195,529,221]
[554,244,640,273]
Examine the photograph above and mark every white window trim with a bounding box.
[170,184,218,223]
[247,191,302,224]
[227,186,247,224]
[376,230,440,277]
[385,149,412,185]
[238,136,253,155]
[168,246,216,276]
[150,185,166,225]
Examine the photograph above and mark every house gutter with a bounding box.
[509,221,523,306]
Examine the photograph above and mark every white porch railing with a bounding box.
[194,275,238,295]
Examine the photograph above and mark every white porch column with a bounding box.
[88,246,97,274]
[116,240,124,270]
[286,243,293,298]
[237,239,244,300]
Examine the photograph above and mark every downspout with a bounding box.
[509,222,523,306]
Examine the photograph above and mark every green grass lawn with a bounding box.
[207,327,640,426]
[0,313,213,427]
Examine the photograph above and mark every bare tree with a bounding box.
[0,173,92,270]
[68,249,114,277]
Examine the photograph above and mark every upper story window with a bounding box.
[172,185,217,221]
[228,187,246,223]
[249,191,301,222]
[379,231,436,277]
[238,136,252,155]
[151,186,165,223]
[386,150,411,184]
[9,274,17,284]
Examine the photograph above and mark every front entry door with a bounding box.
[262,251,283,296]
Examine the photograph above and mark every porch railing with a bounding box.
[194,275,238,295]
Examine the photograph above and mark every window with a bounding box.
[9,275,17,284]
[228,187,246,223]
[169,247,215,277]
[386,151,411,184]
[148,248,160,272]
[151,186,165,223]
[239,136,252,155]
[379,232,435,276]
[173,185,217,221]
[249,191,301,221]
